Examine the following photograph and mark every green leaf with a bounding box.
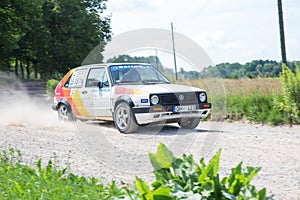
[152,186,171,200]
[136,177,151,200]
[244,166,261,185]
[198,149,221,184]
[257,188,266,200]
[149,152,160,171]
[155,143,174,169]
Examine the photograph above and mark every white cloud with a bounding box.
[194,30,244,50]
[106,0,300,63]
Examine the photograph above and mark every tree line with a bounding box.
[181,60,300,79]
[0,0,111,80]
[106,55,300,80]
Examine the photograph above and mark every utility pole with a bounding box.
[277,0,287,65]
[171,22,178,80]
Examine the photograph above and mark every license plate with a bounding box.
[173,105,197,112]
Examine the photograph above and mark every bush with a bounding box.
[212,94,287,125]
[46,79,59,96]
[136,143,271,199]
[274,64,300,125]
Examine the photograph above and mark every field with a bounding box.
[178,78,281,97]
[178,78,287,125]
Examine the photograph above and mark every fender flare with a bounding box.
[113,95,139,125]
[113,95,135,111]
[57,98,72,111]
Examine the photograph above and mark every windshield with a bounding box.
[109,64,170,85]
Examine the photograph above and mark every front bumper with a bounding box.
[132,103,211,124]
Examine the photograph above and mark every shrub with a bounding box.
[274,64,300,126]
[46,79,59,96]
[136,143,272,199]
[212,94,287,125]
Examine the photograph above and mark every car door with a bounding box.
[82,67,112,117]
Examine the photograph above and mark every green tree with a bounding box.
[0,0,32,71]
[0,0,111,79]
[40,0,111,77]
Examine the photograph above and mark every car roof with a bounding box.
[75,63,152,70]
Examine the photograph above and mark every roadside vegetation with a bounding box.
[274,64,300,125]
[179,65,300,126]
[0,144,272,199]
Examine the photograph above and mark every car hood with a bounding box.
[114,84,204,95]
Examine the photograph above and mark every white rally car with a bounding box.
[52,63,211,133]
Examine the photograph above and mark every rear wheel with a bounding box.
[114,102,138,133]
[178,118,200,129]
[58,104,74,122]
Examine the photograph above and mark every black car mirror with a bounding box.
[98,81,103,89]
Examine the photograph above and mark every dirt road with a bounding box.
[0,95,299,199]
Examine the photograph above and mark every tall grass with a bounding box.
[178,78,287,125]
[178,78,281,96]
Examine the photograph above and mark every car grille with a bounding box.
[153,92,202,105]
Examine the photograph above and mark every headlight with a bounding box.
[199,93,206,102]
[150,95,159,105]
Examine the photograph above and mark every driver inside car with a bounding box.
[121,69,141,82]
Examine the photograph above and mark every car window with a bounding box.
[69,69,87,88]
[64,74,72,88]
[86,68,109,88]
[109,64,170,85]
[138,67,164,81]
[102,71,109,87]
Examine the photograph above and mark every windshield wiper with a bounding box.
[142,80,169,84]
[118,80,142,84]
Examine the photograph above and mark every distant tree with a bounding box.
[106,54,179,79]
[198,60,298,79]
[107,55,163,69]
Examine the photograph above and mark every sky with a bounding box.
[104,0,299,65]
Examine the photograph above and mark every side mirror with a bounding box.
[97,81,103,89]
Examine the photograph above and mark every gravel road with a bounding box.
[0,94,299,199]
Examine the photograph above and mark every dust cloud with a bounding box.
[0,72,59,128]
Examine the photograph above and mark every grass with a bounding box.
[0,149,134,199]
[178,78,281,96]
[178,78,288,125]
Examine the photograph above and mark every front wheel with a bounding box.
[178,118,200,129]
[58,104,74,122]
[114,102,138,134]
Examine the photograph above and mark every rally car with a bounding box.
[52,63,211,133]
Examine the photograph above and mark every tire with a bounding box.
[58,104,74,122]
[178,118,200,129]
[114,102,138,133]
